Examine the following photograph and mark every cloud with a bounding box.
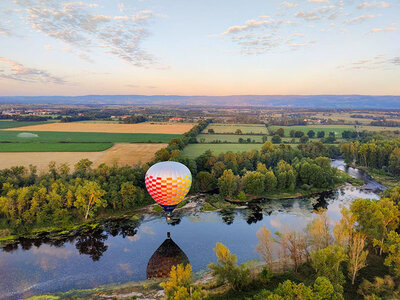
[220,17,276,35]
[15,0,157,67]
[294,10,321,21]
[368,27,397,33]
[281,2,299,8]
[338,54,400,70]
[0,57,65,84]
[308,0,329,2]
[357,1,390,9]
[344,15,375,24]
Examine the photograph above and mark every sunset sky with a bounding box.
[0,0,399,96]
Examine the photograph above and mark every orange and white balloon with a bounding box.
[145,161,192,214]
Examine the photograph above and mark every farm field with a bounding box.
[197,133,264,143]
[4,122,194,134]
[268,125,356,136]
[0,120,54,129]
[0,131,180,143]
[202,123,268,134]
[0,143,166,171]
[0,142,113,152]
[180,143,262,159]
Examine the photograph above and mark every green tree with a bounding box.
[208,242,251,291]
[119,182,144,209]
[276,128,285,137]
[196,171,215,192]
[264,170,277,193]
[388,147,400,176]
[300,135,309,144]
[311,245,347,292]
[218,169,238,197]
[307,130,316,138]
[317,131,325,138]
[74,180,106,220]
[382,230,400,276]
[243,171,265,196]
[271,135,282,144]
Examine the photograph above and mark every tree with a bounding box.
[276,128,285,137]
[300,135,309,144]
[119,182,144,209]
[271,135,282,144]
[310,245,347,291]
[307,130,316,138]
[382,230,400,276]
[307,209,332,251]
[290,129,296,138]
[261,141,274,152]
[208,128,215,134]
[348,232,368,285]
[235,129,243,135]
[388,147,400,176]
[208,243,251,291]
[196,171,215,192]
[333,207,356,250]
[351,198,400,255]
[74,180,106,220]
[161,264,203,300]
[256,225,274,269]
[264,170,277,193]
[275,230,307,272]
[358,276,398,299]
[317,131,325,138]
[294,131,304,138]
[218,169,238,197]
[243,171,265,196]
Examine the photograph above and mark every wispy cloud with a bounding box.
[0,57,66,84]
[338,54,400,70]
[368,27,397,33]
[14,0,157,67]
[357,1,390,9]
[344,15,375,24]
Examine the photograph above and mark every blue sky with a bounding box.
[0,0,399,96]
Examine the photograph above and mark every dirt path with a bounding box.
[0,143,166,171]
[4,122,194,134]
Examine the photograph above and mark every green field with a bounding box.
[197,133,264,143]
[268,125,355,136]
[0,131,180,143]
[180,144,262,159]
[0,121,55,129]
[203,124,268,134]
[0,142,113,152]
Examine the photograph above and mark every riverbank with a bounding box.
[359,167,400,189]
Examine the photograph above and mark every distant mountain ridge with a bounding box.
[0,95,399,109]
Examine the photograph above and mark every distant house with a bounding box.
[169,117,184,122]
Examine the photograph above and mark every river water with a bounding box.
[0,160,383,299]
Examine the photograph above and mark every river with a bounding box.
[0,159,384,299]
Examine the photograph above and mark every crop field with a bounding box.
[5,122,194,134]
[0,143,166,171]
[268,125,356,136]
[0,142,113,152]
[197,133,264,143]
[0,120,54,129]
[202,123,268,134]
[0,131,180,143]
[180,144,262,159]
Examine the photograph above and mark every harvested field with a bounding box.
[0,143,166,171]
[202,124,268,134]
[4,122,194,134]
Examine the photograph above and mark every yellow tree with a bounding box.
[256,225,274,269]
[74,180,106,220]
[333,207,356,250]
[307,208,332,252]
[275,230,307,272]
[162,264,202,300]
[348,232,368,285]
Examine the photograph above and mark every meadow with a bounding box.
[0,120,54,129]
[267,125,356,136]
[180,143,262,159]
[0,142,113,152]
[0,131,180,144]
[202,123,268,134]
[197,133,264,143]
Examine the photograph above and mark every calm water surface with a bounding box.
[0,160,382,299]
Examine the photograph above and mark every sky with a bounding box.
[0,0,399,96]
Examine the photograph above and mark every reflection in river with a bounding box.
[0,160,383,300]
[146,232,189,278]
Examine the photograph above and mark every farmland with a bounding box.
[267,125,356,136]
[5,121,194,134]
[180,143,262,159]
[202,123,268,134]
[0,120,54,129]
[0,143,166,171]
[197,133,264,143]
[0,142,113,152]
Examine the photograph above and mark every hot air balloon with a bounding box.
[145,161,192,214]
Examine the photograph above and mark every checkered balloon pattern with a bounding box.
[145,161,192,207]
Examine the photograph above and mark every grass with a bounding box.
[197,133,265,143]
[0,142,113,152]
[180,144,263,159]
[268,125,355,136]
[0,130,181,143]
[0,120,55,129]
[203,124,268,134]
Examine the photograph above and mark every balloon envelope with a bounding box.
[145,161,192,213]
